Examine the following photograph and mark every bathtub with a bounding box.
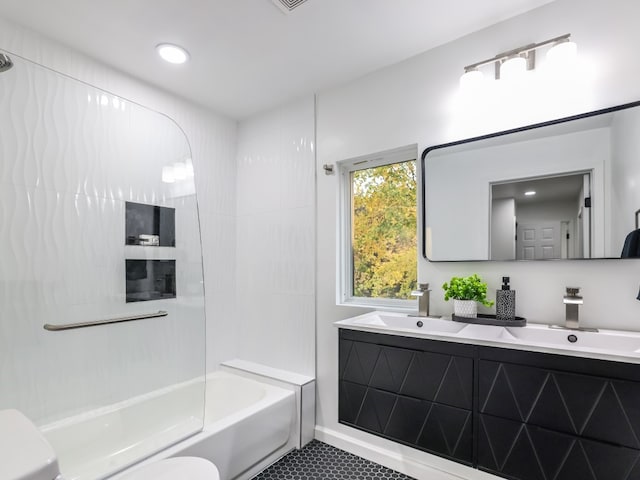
[41,371,297,480]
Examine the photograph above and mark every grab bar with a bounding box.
[43,310,168,331]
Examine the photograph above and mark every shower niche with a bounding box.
[125,201,176,246]
[126,260,176,302]
[125,201,177,302]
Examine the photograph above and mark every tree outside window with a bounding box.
[351,160,417,299]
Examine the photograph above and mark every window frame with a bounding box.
[337,144,419,311]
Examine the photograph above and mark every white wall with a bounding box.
[611,107,640,252]
[316,0,640,477]
[491,198,515,260]
[0,15,238,395]
[235,96,316,377]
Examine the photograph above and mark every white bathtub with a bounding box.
[41,371,297,480]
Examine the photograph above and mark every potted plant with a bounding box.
[442,274,494,318]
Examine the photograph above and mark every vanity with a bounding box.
[336,312,640,480]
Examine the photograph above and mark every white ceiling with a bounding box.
[0,0,554,119]
[492,174,585,203]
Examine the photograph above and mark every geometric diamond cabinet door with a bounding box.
[480,359,640,450]
[478,414,640,480]
[340,340,382,385]
[401,351,473,410]
[338,332,476,466]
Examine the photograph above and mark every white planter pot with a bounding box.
[453,299,478,318]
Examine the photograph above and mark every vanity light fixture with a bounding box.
[460,34,575,86]
[156,43,190,65]
[524,191,537,196]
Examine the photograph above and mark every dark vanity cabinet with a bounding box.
[339,329,475,464]
[478,347,640,480]
[338,329,640,480]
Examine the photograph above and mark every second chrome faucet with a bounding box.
[411,283,431,317]
[550,286,598,332]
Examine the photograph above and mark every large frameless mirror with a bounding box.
[422,101,640,261]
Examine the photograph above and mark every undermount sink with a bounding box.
[505,325,640,353]
[346,313,466,334]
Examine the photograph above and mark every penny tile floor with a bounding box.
[252,440,416,480]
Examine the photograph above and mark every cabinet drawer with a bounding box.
[339,382,473,464]
[479,359,640,449]
[339,332,473,409]
[478,414,640,480]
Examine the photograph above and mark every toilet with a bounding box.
[0,409,220,480]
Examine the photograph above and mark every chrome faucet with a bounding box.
[563,287,582,329]
[411,283,431,317]
[550,286,597,332]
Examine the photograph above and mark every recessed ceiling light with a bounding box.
[524,191,537,196]
[156,44,189,65]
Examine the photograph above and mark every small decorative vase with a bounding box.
[454,299,478,318]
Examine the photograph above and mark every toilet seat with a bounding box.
[117,457,220,480]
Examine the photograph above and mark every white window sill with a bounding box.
[338,298,418,315]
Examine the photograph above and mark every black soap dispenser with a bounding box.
[496,277,516,321]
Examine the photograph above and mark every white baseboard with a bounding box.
[314,426,499,480]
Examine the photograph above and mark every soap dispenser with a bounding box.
[496,277,516,321]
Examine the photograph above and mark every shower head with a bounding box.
[0,53,13,72]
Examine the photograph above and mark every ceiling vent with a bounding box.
[271,0,310,14]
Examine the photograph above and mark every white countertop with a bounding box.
[334,311,640,364]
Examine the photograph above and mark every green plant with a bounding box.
[442,274,494,307]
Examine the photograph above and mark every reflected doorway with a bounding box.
[490,172,592,260]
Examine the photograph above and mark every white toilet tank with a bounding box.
[0,409,61,480]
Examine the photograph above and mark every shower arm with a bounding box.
[43,310,168,331]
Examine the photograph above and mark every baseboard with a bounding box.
[314,426,499,480]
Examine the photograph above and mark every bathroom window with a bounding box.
[338,145,418,309]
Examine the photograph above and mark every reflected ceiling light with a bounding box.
[162,166,175,183]
[460,34,575,86]
[184,158,195,178]
[173,162,187,180]
[156,43,190,64]
[524,191,537,196]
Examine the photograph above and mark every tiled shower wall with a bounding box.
[0,15,317,398]
[236,97,316,377]
[0,55,209,424]
[0,15,238,418]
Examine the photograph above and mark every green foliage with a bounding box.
[352,160,417,299]
[442,274,494,307]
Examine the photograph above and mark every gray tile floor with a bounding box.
[252,440,416,479]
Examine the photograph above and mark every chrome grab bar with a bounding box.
[43,310,168,331]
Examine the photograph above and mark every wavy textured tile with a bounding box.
[0,54,206,434]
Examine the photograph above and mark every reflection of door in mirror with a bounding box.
[516,222,561,259]
[490,172,591,259]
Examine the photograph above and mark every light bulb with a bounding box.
[547,41,577,66]
[500,56,527,81]
[459,69,484,91]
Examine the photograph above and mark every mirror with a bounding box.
[422,101,640,261]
